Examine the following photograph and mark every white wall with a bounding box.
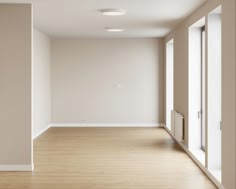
[33,28,51,138]
[0,4,32,169]
[221,0,235,188]
[51,38,164,126]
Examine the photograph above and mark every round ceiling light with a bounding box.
[100,8,127,16]
[105,27,124,32]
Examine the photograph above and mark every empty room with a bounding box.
[0,0,235,188]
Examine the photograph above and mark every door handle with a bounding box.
[197,111,201,119]
[219,121,222,130]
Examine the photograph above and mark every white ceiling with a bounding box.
[1,0,207,38]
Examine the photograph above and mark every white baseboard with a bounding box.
[50,123,165,127]
[32,123,164,140]
[0,164,34,171]
[33,125,50,140]
[163,126,225,189]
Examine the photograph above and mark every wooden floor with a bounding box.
[0,128,217,189]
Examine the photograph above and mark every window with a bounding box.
[166,39,174,131]
[188,17,205,165]
[201,26,206,151]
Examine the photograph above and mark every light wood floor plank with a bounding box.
[0,128,217,189]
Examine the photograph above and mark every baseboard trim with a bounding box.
[0,164,34,171]
[163,126,224,189]
[32,123,164,140]
[33,125,50,140]
[50,123,165,127]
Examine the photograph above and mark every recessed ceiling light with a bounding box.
[105,27,124,32]
[100,8,127,16]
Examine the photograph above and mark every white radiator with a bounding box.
[171,110,184,141]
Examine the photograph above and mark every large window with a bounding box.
[166,39,174,131]
[188,5,222,182]
[201,26,206,151]
[188,17,206,165]
[207,6,222,181]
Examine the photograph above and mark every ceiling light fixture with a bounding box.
[105,27,124,32]
[100,8,127,16]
